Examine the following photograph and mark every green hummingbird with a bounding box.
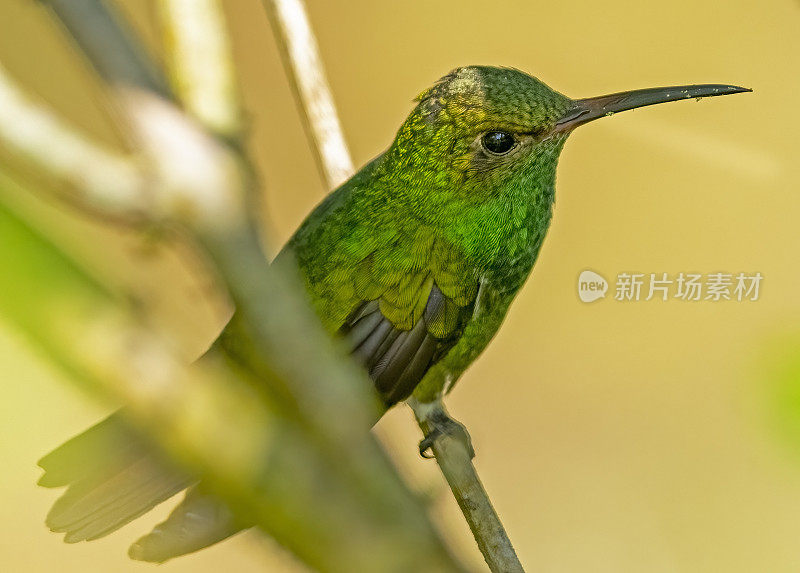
[37,66,750,561]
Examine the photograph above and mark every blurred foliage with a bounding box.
[764,334,800,457]
[0,170,116,393]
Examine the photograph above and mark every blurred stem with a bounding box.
[157,0,242,139]
[42,0,248,234]
[0,62,147,222]
[263,0,526,569]
[263,0,354,189]
[39,0,168,96]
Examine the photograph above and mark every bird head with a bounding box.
[385,66,750,202]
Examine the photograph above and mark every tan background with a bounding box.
[1,0,799,571]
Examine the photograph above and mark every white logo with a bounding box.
[578,270,608,303]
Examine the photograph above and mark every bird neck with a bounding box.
[440,172,557,288]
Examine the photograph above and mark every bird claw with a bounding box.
[417,409,475,459]
[418,434,438,459]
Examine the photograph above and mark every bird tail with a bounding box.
[37,412,232,560]
[128,486,242,563]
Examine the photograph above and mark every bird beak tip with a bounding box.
[554,82,753,133]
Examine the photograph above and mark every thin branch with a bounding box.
[263,0,354,189]
[157,0,242,139]
[41,0,168,96]
[261,1,526,570]
[412,400,525,573]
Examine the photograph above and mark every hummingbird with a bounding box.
[37,66,750,562]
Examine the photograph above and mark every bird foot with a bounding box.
[415,405,474,459]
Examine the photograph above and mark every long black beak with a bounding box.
[554,84,751,133]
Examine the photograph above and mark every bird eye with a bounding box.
[481,131,516,155]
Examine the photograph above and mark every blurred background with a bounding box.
[0,0,798,571]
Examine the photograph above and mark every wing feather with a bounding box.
[340,280,475,406]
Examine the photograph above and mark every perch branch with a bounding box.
[412,399,525,573]
[263,0,354,189]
